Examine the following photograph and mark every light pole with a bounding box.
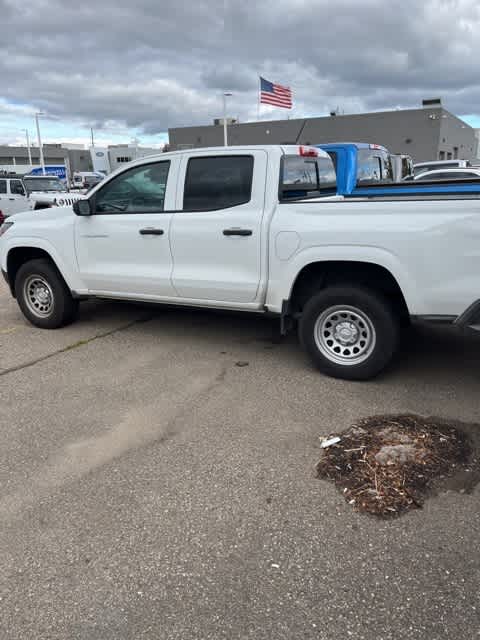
[35,112,46,175]
[222,92,232,146]
[134,137,139,160]
[22,129,32,166]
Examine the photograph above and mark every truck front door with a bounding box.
[74,159,178,298]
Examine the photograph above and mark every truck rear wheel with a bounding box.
[15,258,78,329]
[299,286,399,380]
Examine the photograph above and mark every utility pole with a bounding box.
[22,129,32,166]
[222,92,232,146]
[35,112,46,175]
[91,127,95,148]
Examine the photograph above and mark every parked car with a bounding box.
[0,175,35,217]
[414,168,480,181]
[0,175,83,217]
[72,171,106,190]
[23,175,84,209]
[413,159,468,177]
[2,145,480,380]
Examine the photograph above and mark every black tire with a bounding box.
[15,258,79,329]
[298,286,400,380]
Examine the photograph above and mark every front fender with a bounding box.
[3,235,87,294]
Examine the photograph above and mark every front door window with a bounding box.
[94,162,170,213]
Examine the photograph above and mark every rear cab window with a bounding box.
[281,153,337,199]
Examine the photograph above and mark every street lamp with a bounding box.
[21,129,32,166]
[35,112,46,175]
[222,92,232,146]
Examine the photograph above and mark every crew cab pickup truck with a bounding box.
[1,145,479,380]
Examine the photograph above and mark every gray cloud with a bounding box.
[1,0,480,138]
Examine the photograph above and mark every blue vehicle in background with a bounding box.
[27,165,68,185]
[317,142,394,195]
[316,142,480,198]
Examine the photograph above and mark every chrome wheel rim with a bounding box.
[23,275,54,318]
[314,305,376,366]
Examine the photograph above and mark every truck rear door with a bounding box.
[169,150,267,303]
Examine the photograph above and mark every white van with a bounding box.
[72,172,105,190]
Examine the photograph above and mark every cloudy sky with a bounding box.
[1,0,480,147]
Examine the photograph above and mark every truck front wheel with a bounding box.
[15,258,79,329]
[299,286,400,380]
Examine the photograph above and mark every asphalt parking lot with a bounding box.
[1,280,479,640]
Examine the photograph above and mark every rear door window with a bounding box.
[0,179,6,194]
[183,156,254,211]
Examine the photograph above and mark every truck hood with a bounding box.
[7,206,75,224]
[29,191,84,205]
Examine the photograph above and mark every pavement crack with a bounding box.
[0,314,153,378]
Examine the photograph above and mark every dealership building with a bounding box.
[0,143,160,178]
[169,100,478,163]
[0,143,92,176]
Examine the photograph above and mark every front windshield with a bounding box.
[23,177,64,193]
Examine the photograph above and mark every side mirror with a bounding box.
[73,199,92,216]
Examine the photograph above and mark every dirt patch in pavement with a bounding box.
[316,414,480,517]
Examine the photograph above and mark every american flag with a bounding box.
[260,76,292,109]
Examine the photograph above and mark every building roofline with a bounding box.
[169,106,473,133]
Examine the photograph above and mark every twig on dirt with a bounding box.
[316,414,473,518]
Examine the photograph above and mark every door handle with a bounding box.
[223,228,252,237]
[139,228,164,235]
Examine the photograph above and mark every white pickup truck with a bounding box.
[1,145,479,379]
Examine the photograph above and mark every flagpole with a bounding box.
[257,76,261,121]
